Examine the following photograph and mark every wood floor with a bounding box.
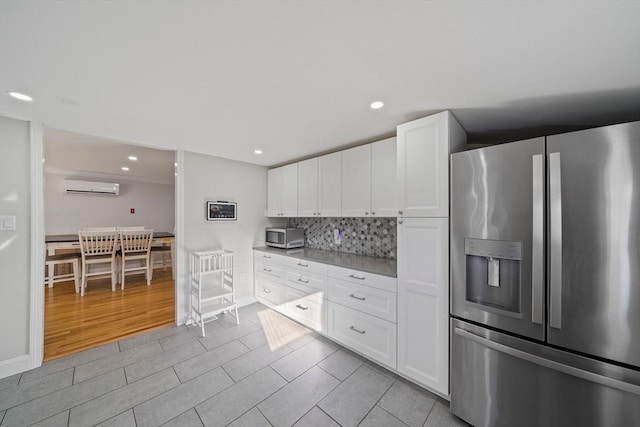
[44,269,175,361]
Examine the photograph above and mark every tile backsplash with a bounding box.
[287,217,397,259]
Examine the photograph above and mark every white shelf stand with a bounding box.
[190,249,238,336]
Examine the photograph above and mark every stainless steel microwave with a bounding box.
[265,227,304,249]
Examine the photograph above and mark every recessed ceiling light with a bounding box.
[254,149,263,155]
[370,101,384,110]
[6,91,33,102]
[121,166,130,171]
[174,162,178,167]
[128,155,138,161]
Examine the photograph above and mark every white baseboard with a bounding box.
[0,354,32,379]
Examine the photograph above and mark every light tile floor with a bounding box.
[0,303,470,427]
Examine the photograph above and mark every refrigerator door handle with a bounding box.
[453,326,640,396]
[549,152,563,329]
[532,154,544,325]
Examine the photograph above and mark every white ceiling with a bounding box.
[44,129,175,184]
[1,1,639,167]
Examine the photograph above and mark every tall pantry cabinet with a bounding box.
[396,111,466,396]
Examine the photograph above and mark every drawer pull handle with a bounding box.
[297,262,309,267]
[349,274,366,280]
[263,255,271,259]
[263,267,272,272]
[263,288,271,294]
[296,304,309,311]
[350,326,366,334]
[349,293,366,301]
[298,278,310,284]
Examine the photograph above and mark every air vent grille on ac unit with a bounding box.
[63,180,120,196]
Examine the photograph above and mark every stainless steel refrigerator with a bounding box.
[450,121,640,427]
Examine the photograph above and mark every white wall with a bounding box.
[45,173,174,234]
[178,151,279,322]
[0,116,31,363]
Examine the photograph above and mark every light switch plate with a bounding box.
[0,215,16,231]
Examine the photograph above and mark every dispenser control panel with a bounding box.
[465,238,522,260]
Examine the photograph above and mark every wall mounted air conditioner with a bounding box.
[63,180,120,196]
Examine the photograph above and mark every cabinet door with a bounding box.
[318,152,342,217]
[255,274,285,307]
[328,302,397,369]
[371,137,397,217]
[267,168,282,217]
[298,158,319,217]
[397,217,449,395]
[341,144,371,217]
[281,163,298,217]
[397,112,450,217]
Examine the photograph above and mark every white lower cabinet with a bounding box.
[285,287,325,332]
[327,303,397,369]
[254,274,285,307]
[328,278,396,323]
[254,250,398,375]
[397,217,449,396]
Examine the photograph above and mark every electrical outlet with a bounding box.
[239,273,246,282]
[333,228,341,245]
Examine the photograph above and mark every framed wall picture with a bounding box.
[206,201,237,221]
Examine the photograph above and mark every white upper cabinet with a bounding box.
[341,138,398,218]
[318,152,342,217]
[397,111,466,218]
[267,167,283,217]
[267,163,298,217]
[341,144,371,217]
[297,157,319,217]
[371,137,397,217]
[281,163,298,217]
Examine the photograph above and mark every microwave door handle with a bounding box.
[549,152,563,330]
[531,154,544,325]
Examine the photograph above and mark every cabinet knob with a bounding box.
[365,212,369,215]
[398,210,403,215]
[399,220,404,224]
[371,212,375,215]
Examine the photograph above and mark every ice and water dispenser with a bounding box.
[465,238,522,315]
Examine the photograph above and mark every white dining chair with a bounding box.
[119,229,154,288]
[78,230,119,296]
[45,252,81,293]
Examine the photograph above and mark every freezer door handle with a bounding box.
[532,154,544,325]
[549,152,563,329]
[454,326,640,396]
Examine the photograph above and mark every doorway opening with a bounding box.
[43,129,176,361]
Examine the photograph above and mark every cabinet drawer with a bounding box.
[285,287,326,332]
[255,274,285,306]
[285,269,327,295]
[254,260,284,279]
[254,251,287,266]
[328,265,397,293]
[328,302,397,369]
[284,257,328,276]
[328,278,397,323]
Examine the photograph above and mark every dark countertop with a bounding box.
[253,246,397,278]
[46,231,175,242]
